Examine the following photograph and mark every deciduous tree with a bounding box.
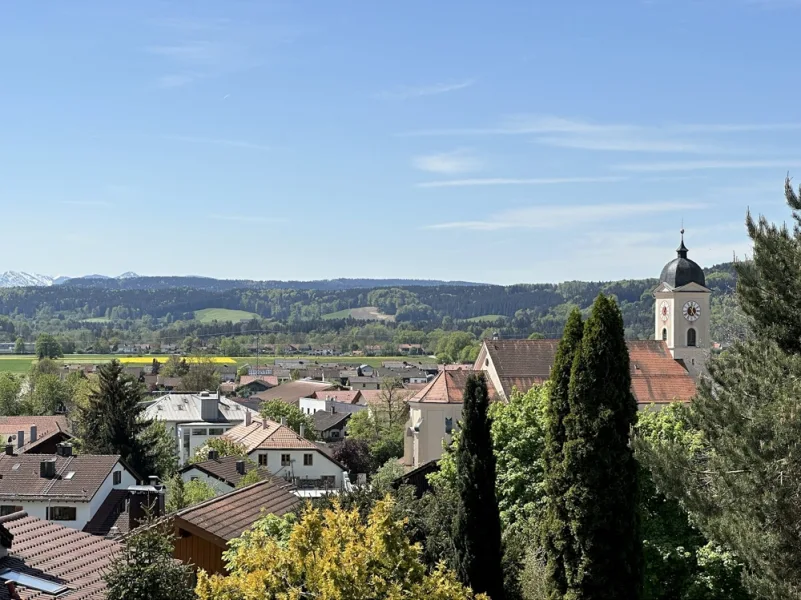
[34,333,62,359]
[259,400,316,440]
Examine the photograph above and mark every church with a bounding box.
[403,234,709,469]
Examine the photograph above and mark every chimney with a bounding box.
[16,430,24,450]
[207,449,219,461]
[40,458,57,479]
[128,484,165,531]
[29,425,37,444]
[4,444,13,456]
[244,411,252,427]
[56,443,73,457]
[299,423,306,438]
[262,417,267,429]
[235,460,245,475]
[280,417,287,426]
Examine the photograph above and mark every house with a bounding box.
[0,446,139,531]
[83,481,166,538]
[298,390,363,415]
[236,375,278,397]
[222,414,349,492]
[392,459,440,498]
[403,370,495,468]
[0,417,73,455]
[0,510,122,599]
[312,411,351,441]
[237,380,335,411]
[156,375,182,390]
[398,343,425,355]
[142,392,256,464]
[219,365,238,382]
[169,478,298,575]
[179,455,272,494]
[348,377,381,390]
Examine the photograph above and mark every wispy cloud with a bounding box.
[60,200,111,208]
[213,214,287,224]
[412,149,483,174]
[162,135,271,151]
[532,135,725,154]
[613,159,801,172]
[376,79,475,100]
[416,176,625,188]
[426,201,701,231]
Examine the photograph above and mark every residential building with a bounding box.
[403,370,491,468]
[298,390,363,416]
[0,510,122,599]
[0,447,139,531]
[236,380,335,411]
[312,411,351,441]
[142,391,255,464]
[169,478,298,575]
[0,416,73,455]
[348,377,381,390]
[83,481,165,538]
[236,375,278,397]
[222,415,349,492]
[179,455,272,495]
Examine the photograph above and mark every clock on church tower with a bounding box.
[652,230,711,376]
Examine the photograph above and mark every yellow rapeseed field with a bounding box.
[118,356,236,365]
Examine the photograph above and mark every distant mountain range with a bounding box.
[0,271,479,291]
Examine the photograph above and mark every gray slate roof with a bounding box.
[142,393,253,424]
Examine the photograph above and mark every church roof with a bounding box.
[409,369,495,404]
[477,339,696,405]
[659,232,706,288]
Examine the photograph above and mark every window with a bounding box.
[0,506,21,517]
[445,417,453,435]
[258,454,268,466]
[113,471,122,485]
[191,476,198,481]
[47,506,77,521]
[208,428,224,435]
[330,430,340,438]
[192,428,208,436]
[662,328,667,341]
[687,328,697,347]
[281,454,291,466]
[303,453,313,466]
[0,569,68,596]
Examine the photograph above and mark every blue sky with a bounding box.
[1,0,800,284]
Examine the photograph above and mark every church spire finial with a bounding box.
[677,225,688,259]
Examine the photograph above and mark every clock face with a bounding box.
[683,300,701,322]
[659,301,670,322]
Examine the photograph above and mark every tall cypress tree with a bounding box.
[77,360,156,478]
[453,373,505,600]
[542,308,584,599]
[563,294,641,600]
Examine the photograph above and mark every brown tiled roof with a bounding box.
[410,371,496,404]
[223,417,320,452]
[309,390,362,404]
[238,375,279,388]
[179,456,272,487]
[174,478,299,545]
[0,511,121,599]
[0,417,72,454]
[479,339,696,404]
[0,455,121,502]
[83,489,130,537]
[251,381,335,406]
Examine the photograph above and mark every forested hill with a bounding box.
[0,262,742,344]
[60,276,480,291]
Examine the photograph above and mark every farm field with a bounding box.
[194,308,260,323]
[0,354,436,374]
[465,314,508,322]
[322,306,394,321]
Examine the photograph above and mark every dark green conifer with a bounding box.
[563,294,641,600]
[541,308,584,599]
[453,373,505,600]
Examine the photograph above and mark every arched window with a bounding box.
[661,328,667,341]
[687,328,696,347]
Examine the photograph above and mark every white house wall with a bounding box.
[179,467,235,495]
[246,449,343,488]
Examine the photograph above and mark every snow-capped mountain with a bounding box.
[0,271,142,288]
[0,272,55,287]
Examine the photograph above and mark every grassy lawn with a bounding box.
[194,308,260,323]
[465,314,508,322]
[322,306,394,321]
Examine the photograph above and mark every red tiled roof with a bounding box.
[223,417,320,452]
[478,339,696,404]
[238,375,279,388]
[410,371,497,404]
[174,478,299,544]
[309,390,362,404]
[0,417,72,454]
[0,455,122,502]
[0,511,122,599]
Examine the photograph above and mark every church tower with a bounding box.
[654,230,711,377]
